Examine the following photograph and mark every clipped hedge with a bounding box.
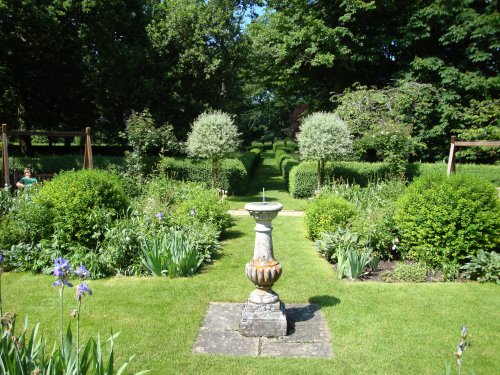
[158,157,247,195]
[239,148,261,176]
[289,161,500,198]
[396,173,500,267]
[272,141,298,153]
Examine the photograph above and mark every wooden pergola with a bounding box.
[1,124,93,188]
[447,136,500,175]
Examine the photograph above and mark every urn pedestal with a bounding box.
[239,202,287,337]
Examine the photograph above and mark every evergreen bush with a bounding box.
[33,169,129,249]
[396,173,500,267]
[305,195,358,240]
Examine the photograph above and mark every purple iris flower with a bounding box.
[76,282,92,301]
[156,212,164,220]
[53,279,73,288]
[54,257,70,270]
[461,325,467,336]
[0,254,4,264]
[52,257,73,288]
[190,207,196,217]
[74,265,90,279]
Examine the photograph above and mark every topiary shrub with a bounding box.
[395,173,500,267]
[305,194,358,240]
[34,169,129,249]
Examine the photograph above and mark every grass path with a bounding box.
[227,151,309,211]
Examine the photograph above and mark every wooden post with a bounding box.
[83,127,93,169]
[2,124,10,188]
[447,136,456,176]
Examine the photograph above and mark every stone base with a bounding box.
[239,301,287,337]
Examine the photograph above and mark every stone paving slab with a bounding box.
[192,302,332,358]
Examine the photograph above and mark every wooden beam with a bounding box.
[454,140,500,147]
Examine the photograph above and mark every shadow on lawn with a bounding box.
[309,295,341,307]
[221,229,245,241]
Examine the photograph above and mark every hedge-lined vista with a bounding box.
[296,112,352,192]
[186,111,241,189]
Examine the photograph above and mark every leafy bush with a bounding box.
[144,177,231,232]
[461,250,500,284]
[315,227,372,280]
[324,179,406,260]
[158,157,248,195]
[396,173,500,267]
[305,195,358,240]
[33,169,129,249]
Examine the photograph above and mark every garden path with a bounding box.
[227,151,309,211]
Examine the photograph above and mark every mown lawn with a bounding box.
[3,216,499,374]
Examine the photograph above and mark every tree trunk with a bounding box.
[317,159,323,193]
[211,159,218,190]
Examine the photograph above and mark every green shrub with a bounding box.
[158,157,247,195]
[239,148,261,175]
[305,195,358,240]
[34,169,129,249]
[144,177,231,232]
[289,162,332,198]
[272,140,298,153]
[461,250,500,284]
[395,173,500,267]
[282,158,299,186]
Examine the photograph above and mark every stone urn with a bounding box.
[239,202,287,337]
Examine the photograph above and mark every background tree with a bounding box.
[296,112,352,191]
[186,110,240,188]
[122,109,177,177]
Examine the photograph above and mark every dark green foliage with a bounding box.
[396,173,500,267]
[34,170,129,249]
[158,157,248,195]
[305,195,358,240]
[461,251,500,284]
